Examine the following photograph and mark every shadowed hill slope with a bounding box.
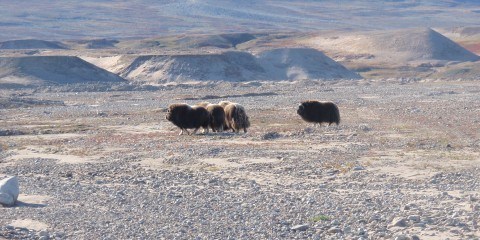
[0,56,126,87]
[0,39,68,49]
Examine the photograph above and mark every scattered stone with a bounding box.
[291,224,309,231]
[408,215,420,223]
[328,227,342,233]
[261,131,281,140]
[390,217,407,227]
[353,166,365,171]
[38,230,49,237]
[394,234,410,240]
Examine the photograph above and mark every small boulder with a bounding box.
[0,176,19,206]
[291,224,309,231]
[390,217,408,228]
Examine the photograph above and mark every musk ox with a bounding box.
[205,104,226,132]
[165,103,210,135]
[221,102,251,133]
[297,100,340,126]
[195,102,226,132]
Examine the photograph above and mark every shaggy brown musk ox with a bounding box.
[165,103,210,135]
[221,102,251,133]
[205,104,226,132]
[297,100,340,126]
[195,102,226,132]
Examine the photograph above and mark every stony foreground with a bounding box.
[0,79,479,239]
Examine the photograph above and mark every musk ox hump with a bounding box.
[218,100,233,108]
[196,101,211,108]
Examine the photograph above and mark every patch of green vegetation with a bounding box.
[310,215,330,222]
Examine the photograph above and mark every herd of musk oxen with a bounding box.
[166,100,340,135]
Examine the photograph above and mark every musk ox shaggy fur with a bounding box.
[297,100,340,126]
[165,103,210,135]
[222,102,251,133]
[205,104,226,132]
[218,101,232,109]
[195,102,226,132]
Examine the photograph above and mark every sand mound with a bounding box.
[256,48,361,80]
[0,39,67,49]
[118,51,265,83]
[83,48,360,83]
[305,28,480,63]
[0,56,126,87]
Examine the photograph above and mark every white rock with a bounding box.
[0,176,19,206]
[291,224,309,231]
[390,217,407,227]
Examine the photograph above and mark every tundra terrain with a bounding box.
[0,79,479,239]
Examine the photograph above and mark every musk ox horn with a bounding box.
[165,103,210,135]
[297,100,340,126]
[222,102,250,133]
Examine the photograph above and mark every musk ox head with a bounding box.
[166,103,210,135]
[297,100,340,126]
[223,102,250,133]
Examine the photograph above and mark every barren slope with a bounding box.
[0,56,126,87]
[304,28,479,64]
[0,40,67,50]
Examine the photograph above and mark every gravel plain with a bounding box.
[0,79,479,239]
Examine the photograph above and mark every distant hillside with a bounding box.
[437,27,480,55]
[118,33,256,50]
[0,56,126,87]
[305,28,480,63]
[0,39,68,49]
[66,39,119,49]
[82,48,360,83]
[1,1,479,40]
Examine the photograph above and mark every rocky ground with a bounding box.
[0,79,479,239]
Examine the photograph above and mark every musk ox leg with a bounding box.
[243,128,247,133]
[179,129,190,135]
[192,128,200,135]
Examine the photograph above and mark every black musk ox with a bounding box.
[195,102,226,132]
[297,100,340,126]
[221,101,251,133]
[165,103,210,135]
